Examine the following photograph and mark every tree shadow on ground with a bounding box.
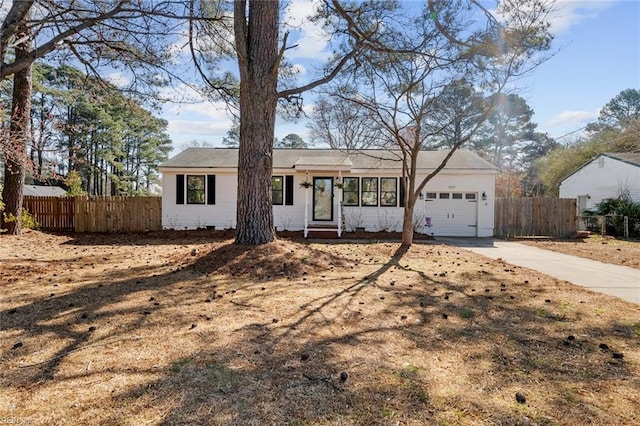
[112,244,640,424]
[2,235,639,425]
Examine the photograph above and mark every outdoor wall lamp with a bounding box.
[482,191,487,201]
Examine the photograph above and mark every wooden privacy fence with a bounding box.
[23,196,162,233]
[23,196,75,231]
[494,197,577,238]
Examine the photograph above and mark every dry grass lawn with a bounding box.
[518,234,640,269]
[1,230,639,425]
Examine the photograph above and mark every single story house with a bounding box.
[559,153,640,212]
[23,184,66,197]
[159,148,497,237]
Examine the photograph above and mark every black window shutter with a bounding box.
[399,177,406,207]
[176,174,185,204]
[285,175,294,205]
[207,175,216,205]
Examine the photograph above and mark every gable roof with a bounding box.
[160,148,497,172]
[23,185,66,197]
[602,152,640,168]
[560,152,640,183]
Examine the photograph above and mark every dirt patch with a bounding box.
[518,234,640,268]
[1,229,639,425]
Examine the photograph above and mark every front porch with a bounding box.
[295,155,352,239]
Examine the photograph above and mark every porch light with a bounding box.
[482,191,487,201]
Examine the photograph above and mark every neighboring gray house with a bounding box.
[159,148,498,237]
[23,185,66,197]
[559,153,640,213]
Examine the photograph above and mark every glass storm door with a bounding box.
[313,177,333,221]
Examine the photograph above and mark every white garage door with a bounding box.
[424,192,478,237]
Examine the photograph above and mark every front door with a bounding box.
[313,177,333,221]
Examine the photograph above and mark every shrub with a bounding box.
[588,197,640,237]
[65,170,87,197]
[2,209,40,231]
[598,198,640,217]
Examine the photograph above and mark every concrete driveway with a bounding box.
[437,238,640,305]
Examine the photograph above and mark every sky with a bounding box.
[162,0,640,153]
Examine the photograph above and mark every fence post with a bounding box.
[624,216,629,239]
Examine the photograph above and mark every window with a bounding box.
[272,176,284,205]
[439,193,450,199]
[425,192,437,200]
[342,177,359,206]
[177,174,214,204]
[465,193,476,200]
[187,175,205,204]
[361,177,378,206]
[380,178,397,207]
[452,193,463,199]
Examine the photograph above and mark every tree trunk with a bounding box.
[1,24,32,235]
[400,201,415,249]
[233,0,279,245]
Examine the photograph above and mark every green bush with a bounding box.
[21,208,40,230]
[593,197,640,217]
[65,170,87,197]
[588,197,640,237]
[2,208,40,231]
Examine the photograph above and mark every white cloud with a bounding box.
[167,119,231,136]
[106,72,130,88]
[164,99,234,146]
[547,109,599,126]
[291,63,307,76]
[549,0,616,35]
[174,101,231,120]
[284,0,331,60]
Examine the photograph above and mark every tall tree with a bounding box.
[586,88,640,132]
[428,79,486,150]
[194,0,402,244]
[30,64,59,180]
[276,133,307,149]
[308,95,383,150]
[1,19,32,234]
[233,0,280,244]
[473,93,537,170]
[536,123,640,197]
[26,64,172,195]
[518,131,559,196]
[222,118,240,148]
[331,0,553,248]
[472,93,538,197]
[535,89,640,196]
[1,1,206,233]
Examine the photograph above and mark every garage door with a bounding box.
[424,192,478,237]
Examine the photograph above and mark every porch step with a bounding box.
[306,226,340,239]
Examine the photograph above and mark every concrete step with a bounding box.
[306,226,340,239]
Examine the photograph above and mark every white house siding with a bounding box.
[162,170,495,237]
[273,180,307,231]
[343,172,495,237]
[559,156,640,211]
[160,148,498,237]
[162,171,238,230]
